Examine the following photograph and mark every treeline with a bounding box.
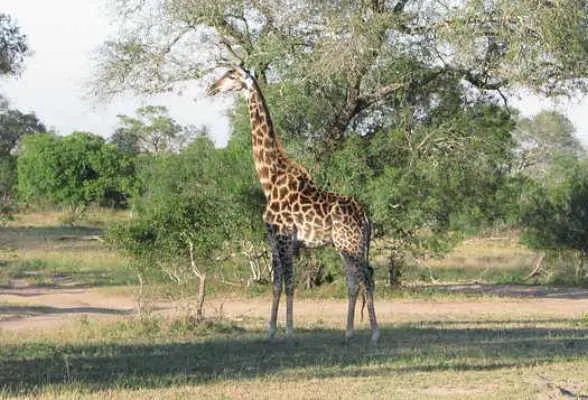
[3,1,588,296]
[2,94,588,288]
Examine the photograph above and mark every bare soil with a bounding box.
[2,281,588,333]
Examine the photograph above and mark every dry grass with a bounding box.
[430,235,537,271]
[397,233,540,285]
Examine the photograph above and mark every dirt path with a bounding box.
[2,282,588,333]
[0,284,138,332]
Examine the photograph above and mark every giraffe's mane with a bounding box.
[242,66,312,180]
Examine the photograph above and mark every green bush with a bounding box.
[16,132,137,213]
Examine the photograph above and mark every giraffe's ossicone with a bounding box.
[207,65,380,343]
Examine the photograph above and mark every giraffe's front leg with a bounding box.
[267,225,282,340]
[268,259,282,339]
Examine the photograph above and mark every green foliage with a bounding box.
[16,132,137,211]
[109,189,229,269]
[308,101,518,258]
[0,155,16,197]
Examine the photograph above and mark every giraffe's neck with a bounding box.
[247,84,287,198]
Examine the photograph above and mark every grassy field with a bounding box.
[2,211,588,399]
[0,210,136,289]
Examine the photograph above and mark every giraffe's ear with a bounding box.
[250,68,256,79]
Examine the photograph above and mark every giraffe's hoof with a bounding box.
[371,329,381,344]
[285,327,294,339]
[267,326,277,341]
[345,329,355,343]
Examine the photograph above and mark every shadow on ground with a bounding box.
[0,226,104,251]
[1,318,587,394]
[414,283,588,299]
[0,225,103,238]
[0,304,133,319]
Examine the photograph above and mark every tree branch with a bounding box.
[461,69,508,91]
[219,37,246,64]
[393,0,411,13]
[360,82,405,107]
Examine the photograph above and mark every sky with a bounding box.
[2,0,588,147]
[1,0,233,146]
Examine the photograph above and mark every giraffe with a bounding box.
[207,65,380,343]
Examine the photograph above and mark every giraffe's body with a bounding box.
[208,65,380,342]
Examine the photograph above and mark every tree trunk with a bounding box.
[185,236,207,322]
[576,251,587,284]
[195,272,206,322]
[136,270,145,316]
[388,250,402,287]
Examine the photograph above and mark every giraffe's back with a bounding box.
[263,173,369,256]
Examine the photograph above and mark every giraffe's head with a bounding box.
[206,65,253,96]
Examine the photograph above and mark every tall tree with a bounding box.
[0,105,46,195]
[93,0,588,283]
[514,110,585,178]
[111,105,185,154]
[0,13,29,76]
[94,0,587,153]
[0,108,46,156]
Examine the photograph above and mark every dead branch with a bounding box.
[524,252,546,280]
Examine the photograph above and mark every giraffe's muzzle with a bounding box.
[206,83,220,96]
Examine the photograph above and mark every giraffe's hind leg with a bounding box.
[342,253,360,341]
[341,253,380,343]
